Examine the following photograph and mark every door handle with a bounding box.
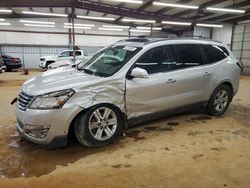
[203,72,212,77]
[166,79,176,84]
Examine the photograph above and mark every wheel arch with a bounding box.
[215,80,234,98]
[45,60,56,68]
[67,103,127,141]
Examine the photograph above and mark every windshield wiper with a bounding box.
[82,68,94,75]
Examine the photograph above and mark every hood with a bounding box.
[50,60,72,66]
[40,55,57,60]
[21,67,103,96]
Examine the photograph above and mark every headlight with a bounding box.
[28,89,74,109]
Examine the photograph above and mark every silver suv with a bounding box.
[14,38,242,148]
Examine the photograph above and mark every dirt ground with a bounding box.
[0,71,250,188]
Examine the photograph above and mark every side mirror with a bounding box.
[130,67,149,79]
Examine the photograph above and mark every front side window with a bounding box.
[135,45,176,74]
[135,47,164,74]
[174,44,205,69]
[201,45,228,64]
[59,51,70,57]
[78,45,141,77]
[161,45,176,72]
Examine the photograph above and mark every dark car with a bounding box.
[0,56,7,73]
[1,54,22,71]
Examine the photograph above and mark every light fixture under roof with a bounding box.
[122,18,155,23]
[196,23,223,28]
[64,26,92,29]
[0,23,11,26]
[22,11,68,17]
[130,29,151,33]
[161,21,192,26]
[153,2,198,9]
[136,26,162,30]
[24,24,55,28]
[98,27,123,31]
[0,18,6,21]
[102,25,130,29]
[107,0,143,4]
[77,15,115,21]
[64,23,95,27]
[20,20,55,25]
[0,9,12,13]
[206,7,245,14]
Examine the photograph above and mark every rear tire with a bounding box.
[74,104,123,147]
[206,84,232,116]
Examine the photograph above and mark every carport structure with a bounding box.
[0,0,249,34]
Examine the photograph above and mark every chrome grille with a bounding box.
[17,91,34,111]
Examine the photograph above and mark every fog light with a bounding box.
[24,124,50,139]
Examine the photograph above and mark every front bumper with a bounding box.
[16,105,82,148]
[39,61,46,69]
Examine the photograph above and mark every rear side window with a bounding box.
[218,46,229,56]
[201,45,228,64]
[174,44,205,69]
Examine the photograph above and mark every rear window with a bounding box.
[201,45,228,64]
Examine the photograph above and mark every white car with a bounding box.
[47,59,85,70]
[39,50,86,70]
[15,38,241,148]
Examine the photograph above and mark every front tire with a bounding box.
[45,61,55,70]
[74,104,123,147]
[206,84,232,116]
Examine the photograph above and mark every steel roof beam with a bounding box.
[172,0,227,17]
[190,0,250,21]
[155,0,193,15]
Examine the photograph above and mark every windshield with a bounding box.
[77,45,141,77]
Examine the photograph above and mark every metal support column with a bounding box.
[230,24,235,51]
[239,24,246,63]
[71,7,76,63]
[150,24,153,37]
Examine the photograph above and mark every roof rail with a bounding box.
[116,35,222,44]
[117,37,150,43]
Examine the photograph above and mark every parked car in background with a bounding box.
[39,50,87,70]
[0,56,7,73]
[47,58,88,70]
[1,54,22,71]
[14,38,241,148]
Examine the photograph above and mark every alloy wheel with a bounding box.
[88,107,117,141]
[214,89,229,112]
